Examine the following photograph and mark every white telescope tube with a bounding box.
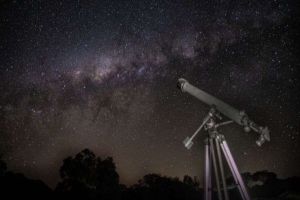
[178,78,243,125]
[178,78,270,146]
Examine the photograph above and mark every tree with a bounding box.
[95,157,120,200]
[57,148,96,191]
[0,171,53,200]
[241,172,253,188]
[252,170,278,185]
[183,175,200,188]
[129,174,202,200]
[56,149,120,200]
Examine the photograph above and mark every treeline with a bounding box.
[227,171,300,199]
[0,149,299,200]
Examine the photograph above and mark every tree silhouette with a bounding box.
[56,148,120,200]
[241,172,253,188]
[183,175,200,189]
[95,156,120,200]
[0,159,53,200]
[125,173,202,200]
[57,149,96,192]
[1,155,300,200]
[252,170,277,185]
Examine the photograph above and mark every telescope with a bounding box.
[177,78,270,200]
[177,78,270,146]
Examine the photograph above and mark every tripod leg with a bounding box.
[215,138,230,200]
[220,139,251,200]
[209,138,223,200]
[220,142,242,195]
[204,138,211,200]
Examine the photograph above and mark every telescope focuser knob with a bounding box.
[244,126,251,132]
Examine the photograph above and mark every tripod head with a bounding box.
[178,78,270,147]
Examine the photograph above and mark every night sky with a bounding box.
[0,0,299,189]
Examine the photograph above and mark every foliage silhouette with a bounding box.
[1,157,300,200]
[183,175,200,188]
[252,170,278,185]
[226,170,300,199]
[122,173,202,200]
[0,170,53,200]
[55,148,120,200]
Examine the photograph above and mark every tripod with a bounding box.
[183,108,251,200]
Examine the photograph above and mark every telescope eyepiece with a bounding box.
[177,78,188,92]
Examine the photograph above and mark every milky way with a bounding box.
[0,0,299,188]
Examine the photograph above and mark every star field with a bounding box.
[0,0,299,188]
